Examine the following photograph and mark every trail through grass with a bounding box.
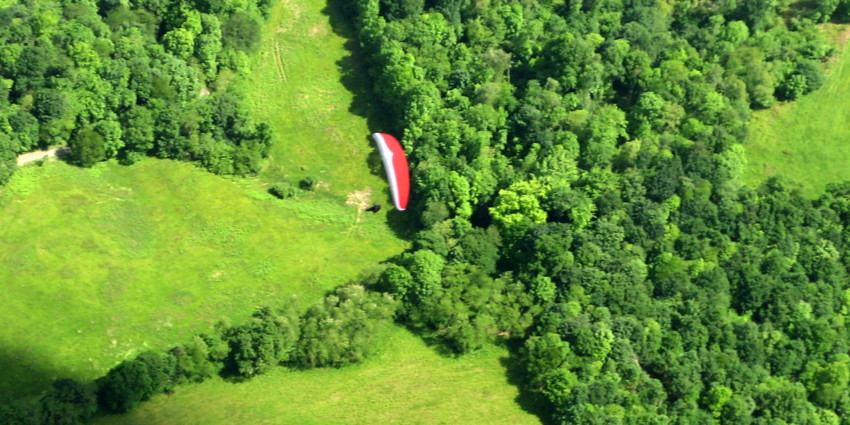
[238,0,389,202]
[92,325,543,425]
[0,159,405,400]
[744,24,850,197]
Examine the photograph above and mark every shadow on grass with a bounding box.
[320,0,420,240]
[320,0,394,135]
[0,346,71,402]
[499,339,556,425]
[396,322,554,424]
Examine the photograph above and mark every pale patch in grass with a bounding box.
[310,23,327,37]
[346,187,374,224]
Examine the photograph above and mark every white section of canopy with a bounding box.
[372,133,404,210]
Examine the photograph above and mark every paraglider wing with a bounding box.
[371,133,410,211]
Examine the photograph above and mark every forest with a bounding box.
[0,0,272,178]
[5,0,850,423]
[356,0,850,423]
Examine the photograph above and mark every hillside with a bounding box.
[745,24,850,196]
[0,158,405,400]
[8,0,850,424]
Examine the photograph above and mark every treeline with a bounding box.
[0,285,395,424]
[351,0,850,423]
[0,0,273,181]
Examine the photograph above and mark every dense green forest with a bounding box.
[7,0,850,423]
[0,0,272,178]
[354,0,850,423]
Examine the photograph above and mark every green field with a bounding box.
[0,159,405,400]
[745,25,850,197]
[238,0,392,200]
[92,325,543,425]
[0,0,542,421]
[0,0,411,402]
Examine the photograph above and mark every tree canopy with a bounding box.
[353,0,850,422]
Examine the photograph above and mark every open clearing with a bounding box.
[0,0,540,422]
[0,159,406,400]
[745,24,850,197]
[237,0,390,201]
[92,325,543,425]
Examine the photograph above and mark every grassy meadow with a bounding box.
[0,0,411,402]
[744,24,850,197]
[238,0,392,201]
[0,159,406,400]
[0,0,544,422]
[92,325,544,425]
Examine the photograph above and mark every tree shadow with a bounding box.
[498,339,556,425]
[0,346,74,403]
[395,322,464,358]
[320,2,418,239]
[321,0,394,134]
[392,322,554,424]
[386,203,419,240]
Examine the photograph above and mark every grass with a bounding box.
[238,0,392,202]
[0,158,406,401]
[744,24,850,197]
[0,0,543,423]
[91,325,544,425]
[0,0,414,402]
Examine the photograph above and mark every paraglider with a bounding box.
[371,133,410,211]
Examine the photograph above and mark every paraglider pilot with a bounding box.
[366,203,382,213]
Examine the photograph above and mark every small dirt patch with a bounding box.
[17,147,70,166]
[310,24,326,37]
[346,188,373,223]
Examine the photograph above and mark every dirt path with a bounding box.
[16,148,68,166]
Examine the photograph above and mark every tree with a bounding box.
[120,106,155,163]
[170,336,223,384]
[37,379,97,425]
[295,285,396,367]
[523,333,571,387]
[225,306,299,378]
[381,0,424,19]
[580,105,627,169]
[222,13,260,51]
[162,28,195,59]
[96,359,154,413]
[490,179,548,240]
[403,249,445,302]
[68,127,106,167]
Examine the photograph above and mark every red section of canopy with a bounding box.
[372,133,410,211]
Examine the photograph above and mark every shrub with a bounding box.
[299,176,318,190]
[37,379,97,425]
[269,182,297,199]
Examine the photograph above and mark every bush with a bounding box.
[37,379,97,425]
[225,306,300,378]
[269,182,297,199]
[294,285,397,368]
[299,176,318,190]
[95,350,176,414]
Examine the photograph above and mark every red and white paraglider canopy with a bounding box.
[371,133,410,211]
